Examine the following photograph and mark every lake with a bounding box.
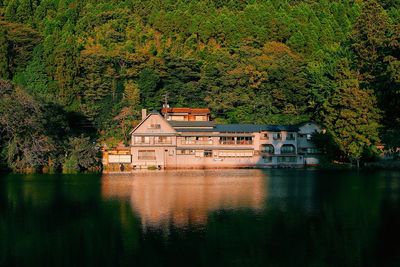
[1,169,400,267]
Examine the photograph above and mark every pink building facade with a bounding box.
[128,109,322,169]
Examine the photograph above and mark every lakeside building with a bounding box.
[125,108,322,169]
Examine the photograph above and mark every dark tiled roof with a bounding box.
[175,128,216,132]
[215,124,299,133]
[167,120,299,133]
[168,121,216,128]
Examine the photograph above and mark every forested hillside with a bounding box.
[0,0,399,171]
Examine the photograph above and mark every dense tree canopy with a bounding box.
[0,0,399,170]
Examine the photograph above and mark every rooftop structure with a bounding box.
[161,107,211,121]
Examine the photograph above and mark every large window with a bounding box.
[261,133,269,140]
[177,149,195,155]
[204,150,213,157]
[281,144,296,154]
[194,150,213,157]
[195,115,207,121]
[236,136,253,145]
[138,150,156,160]
[182,136,212,145]
[170,115,185,121]
[273,133,282,140]
[262,156,273,163]
[261,144,274,154]
[154,136,172,144]
[307,148,320,154]
[134,136,150,144]
[286,133,295,140]
[219,137,235,145]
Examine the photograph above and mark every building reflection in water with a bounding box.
[102,170,266,229]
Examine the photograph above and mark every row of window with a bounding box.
[178,149,254,158]
[134,134,304,145]
[134,136,173,144]
[261,132,296,140]
[134,136,255,145]
[137,149,298,162]
[261,144,296,154]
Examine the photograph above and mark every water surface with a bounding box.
[1,169,400,267]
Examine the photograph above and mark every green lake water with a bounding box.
[1,169,400,267]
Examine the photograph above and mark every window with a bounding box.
[281,145,296,154]
[278,156,297,163]
[236,136,253,145]
[306,148,320,154]
[273,133,282,140]
[262,156,273,163]
[195,150,204,157]
[154,136,172,144]
[286,133,295,140]
[261,133,269,140]
[261,144,274,154]
[218,150,253,157]
[134,136,150,144]
[204,150,213,157]
[138,150,156,160]
[182,136,212,145]
[171,115,185,121]
[306,134,312,141]
[195,116,206,121]
[148,123,161,129]
[177,149,195,155]
[220,137,235,145]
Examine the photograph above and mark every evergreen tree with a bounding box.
[321,59,381,166]
[350,0,391,82]
[124,80,140,108]
[0,28,9,79]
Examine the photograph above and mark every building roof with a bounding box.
[215,124,299,133]
[168,121,216,128]
[161,108,210,114]
[168,123,299,133]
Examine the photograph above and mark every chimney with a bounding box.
[141,109,147,120]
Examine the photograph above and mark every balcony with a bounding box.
[280,144,296,155]
[181,140,213,145]
[219,137,253,145]
[154,140,173,145]
[236,140,253,145]
[286,134,296,140]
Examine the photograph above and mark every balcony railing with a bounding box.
[181,140,213,145]
[154,140,173,144]
[236,140,253,145]
[219,140,236,145]
[219,140,253,145]
[261,150,275,155]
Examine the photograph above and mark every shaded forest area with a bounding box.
[0,0,399,172]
